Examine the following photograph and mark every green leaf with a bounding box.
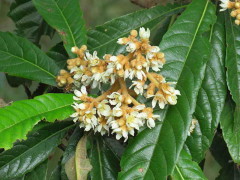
[185,12,227,162]
[119,0,216,179]
[172,149,207,180]
[24,160,48,180]
[0,32,59,86]
[87,4,185,57]
[32,0,87,57]
[47,42,68,69]
[225,11,240,106]
[61,127,84,180]
[220,99,240,164]
[0,121,74,179]
[0,93,74,149]
[8,0,54,44]
[89,136,120,180]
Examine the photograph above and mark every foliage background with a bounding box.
[0,0,228,179]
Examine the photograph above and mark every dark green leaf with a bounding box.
[8,0,54,44]
[172,149,207,180]
[24,160,48,180]
[220,98,240,164]
[89,136,120,180]
[119,0,216,179]
[0,121,74,179]
[0,93,74,149]
[47,42,68,69]
[87,4,185,57]
[185,12,227,162]
[0,32,59,86]
[32,0,87,57]
[225,11,240,106]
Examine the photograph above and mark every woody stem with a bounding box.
[118,77,141,106]
[146,72,160,87]
[94,80,120,102]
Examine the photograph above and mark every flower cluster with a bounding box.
[220,0,240,25]
[56,27,180,141]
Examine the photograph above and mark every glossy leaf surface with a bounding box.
[0,93,74,149]
[32,0,87,57]
[0,32,59,86]
[119,0,216,179]
[87,4,185,57]
[220,99,240,164]
[185,12,227,162]
[0,121,74,179]
[90,136,120,180]
[172,149,207,180]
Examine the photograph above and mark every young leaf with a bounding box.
[61,127,84,180]
[225,11,240,106]
[220,99,240,164]
[0,32,59,86]
[8,0,54,44]
[89,136,120,180]
[185,12,227,162]
[0,121,74,179]
[65,135,92,180]
[87,4,185,57]
[119,0,216,179]
[32,0,87,57]
[172,149,207,180]
[0,93,74,149]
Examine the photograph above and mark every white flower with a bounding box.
[146,46,160,60]
[219,0,230,11]
[97,100,111,116]
[152,93,167,109]
[151,60,163,72]
[126,112,143,130]
[112,107,123,117]
[95,117,109,135]
[107,92,123,107]
[147,118,155,128]
[139,27,150,39]
[71,66,85,80]
[109,56,122,70]
[188,119,198,136]
[85,51,100,66]
[81,108,98,131]
[73,86,87,101]
[126,42,137,53]
[112,128,133,142]
[81,75,92,86]
[117,38,125,45]
[129,81,145,95]
[129,69,146,80]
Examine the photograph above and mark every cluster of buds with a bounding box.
[56,27,180,141]
[220,0,240,25]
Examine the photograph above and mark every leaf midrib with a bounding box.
[89,5,186,52]
[0,101,73,133]
[0,123,75,171]
[0,49,55,78]
[51,0,77,47]
[142,1,210,178]
[175,165,184,180]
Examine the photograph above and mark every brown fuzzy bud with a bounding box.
[130,30,138,37]
[235,19,240,25]
[231,10,238,17]
[235,2,240,9]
